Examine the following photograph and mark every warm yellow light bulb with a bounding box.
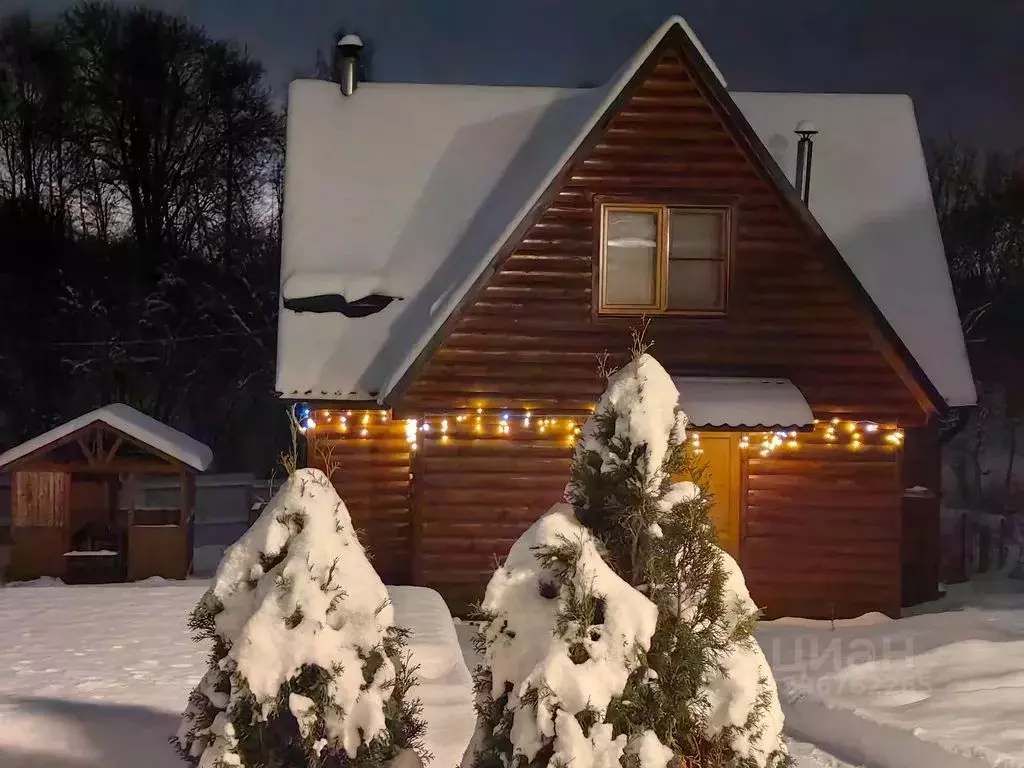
[787,440,798,449]
[360,428,368,437]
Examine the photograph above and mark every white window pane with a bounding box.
[606,245,657,305]
[605,210,657,306]
[667,259,722,310]
[669,211,722,260]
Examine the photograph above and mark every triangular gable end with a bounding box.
[383,17,946,419]
[0,419,190,474]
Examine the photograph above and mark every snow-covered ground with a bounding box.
[2,576,1022,768]
[759,575,1024,768]
[0,581,473,768]
[452,621,856,768]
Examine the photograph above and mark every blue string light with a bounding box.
[293,402,315,432]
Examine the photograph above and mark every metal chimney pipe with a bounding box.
[335,33,364,96]
[794,120,818,205]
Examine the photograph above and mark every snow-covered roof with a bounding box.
[277,15,975,410]
[734,92,975,409]
[673,377,815,430]
[0,403,213,472]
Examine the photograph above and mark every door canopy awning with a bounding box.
[672,377,814,431]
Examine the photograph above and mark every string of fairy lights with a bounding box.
[297,405,905,456]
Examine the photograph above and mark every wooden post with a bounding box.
[182,472,196,576]
[410,433,424,586]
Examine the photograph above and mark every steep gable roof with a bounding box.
[0,403,213,472]
[277,16,975,410]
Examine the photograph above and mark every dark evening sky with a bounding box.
[6,0,1022,150]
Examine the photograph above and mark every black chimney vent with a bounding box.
[334,33,364,96]
[794,120,818,205]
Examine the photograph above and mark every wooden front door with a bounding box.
[679,434,741,558]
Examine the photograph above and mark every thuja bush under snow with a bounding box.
[463,349,789,768]
[176,468,427,768]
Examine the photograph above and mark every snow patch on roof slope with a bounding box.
[276,18,974,409]
[0,403,212,471]
[733,92,975,408]
[277,79,592,399]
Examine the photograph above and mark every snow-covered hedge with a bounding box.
[463,352,788,768]
[176,468,426,768]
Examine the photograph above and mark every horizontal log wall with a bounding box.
[308,413,412,585]
[414,430,572,610]
[402,49,922,424]
[742,432,902,619]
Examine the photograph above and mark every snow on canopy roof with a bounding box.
[276,15,975,409]
[673,377,815,430]
[0,403,213,472]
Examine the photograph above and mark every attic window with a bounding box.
[598,203,730,315]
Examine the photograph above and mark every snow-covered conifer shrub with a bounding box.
[175,468,427,768]
[463,347,789,768]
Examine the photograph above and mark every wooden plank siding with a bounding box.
[414,431,571,611]
[302,42,931,617]
[307,415,413,585]
[400,49,923,424]
[12,471,71,527]
[742,434,902,619]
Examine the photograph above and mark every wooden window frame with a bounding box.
[595,198,734,317]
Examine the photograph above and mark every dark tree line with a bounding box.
[927,140,1024,505]
[0,1,285,471]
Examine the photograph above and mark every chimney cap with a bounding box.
[338,33,364,49]
[795,120,818,136]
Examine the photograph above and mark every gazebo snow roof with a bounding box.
[0,404,212,473]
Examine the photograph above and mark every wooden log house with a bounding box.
[0,404,212,583]
[275,17,975,618]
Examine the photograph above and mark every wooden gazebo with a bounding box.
[0,404,212,583]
